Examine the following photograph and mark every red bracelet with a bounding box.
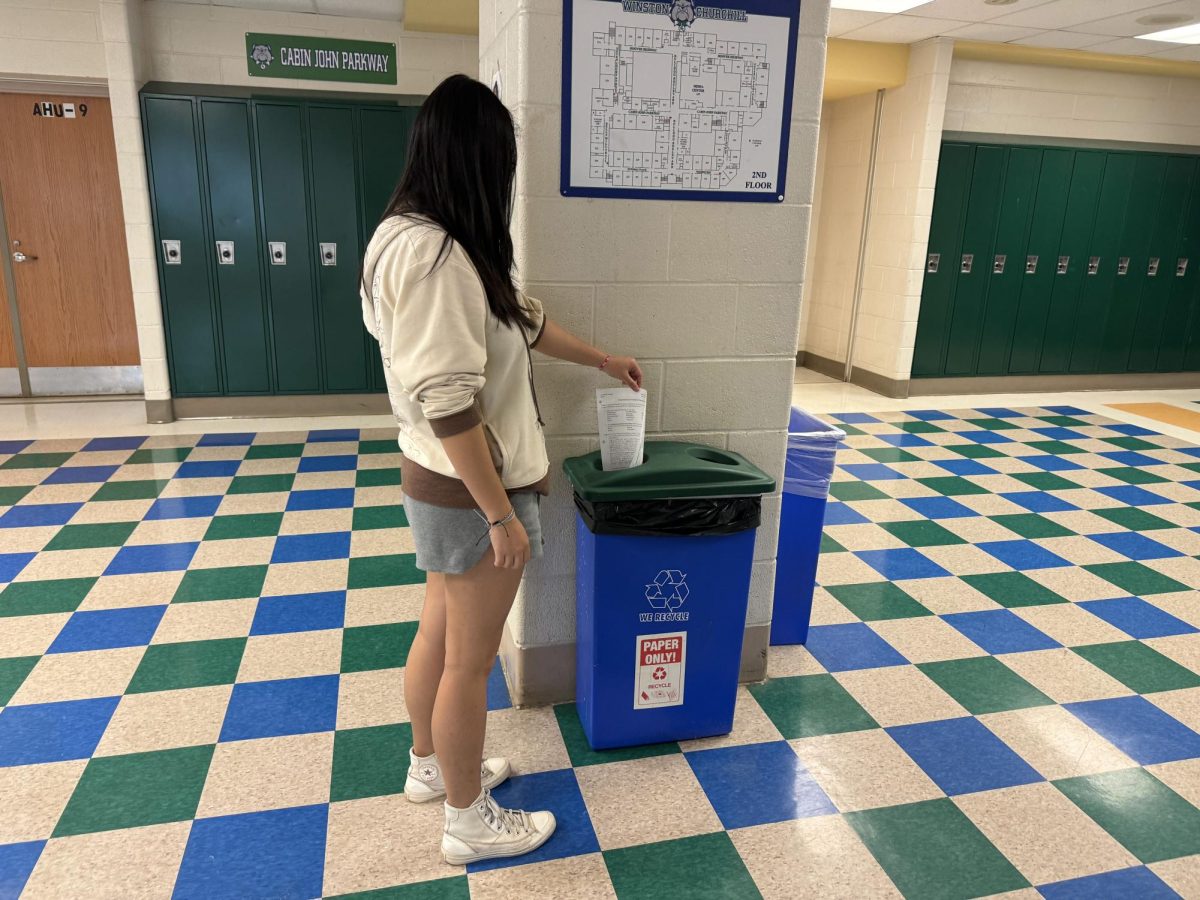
[599,354,611,370]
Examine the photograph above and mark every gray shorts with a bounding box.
[403,492,544,575]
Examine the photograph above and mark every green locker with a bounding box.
[1008,149,1073,374]
[943,146,1006,376]
[142,97,221,395]
[1129,156,1194,372]
[976,147,1041,376]
[1162,164,1200,371]
[912,143,973,377]
[309,106,368,393]
[254,103,322,393]
[199,99,272,394]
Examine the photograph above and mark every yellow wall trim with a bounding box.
[823,39,909,101]
[405,0,478,35]
[954,40,1200,80]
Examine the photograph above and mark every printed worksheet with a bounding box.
[597,387,647,471]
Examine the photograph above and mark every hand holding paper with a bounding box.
[597,387,646,471]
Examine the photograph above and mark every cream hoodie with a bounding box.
[361,215,549,493]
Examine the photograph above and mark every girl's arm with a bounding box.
[534,318,643,390]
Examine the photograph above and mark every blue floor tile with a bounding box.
[220,675,339,741]
[1096,485,1172,507]
[0,841,44,900]
[467,769,599,872]
[1107,423,1156,437]
[0,503,81,529]
[1032,427,1086,442]
[1079,597,1197,639]
[48,605,167,653]
[487,657,513,712]
[174,804,327,900]
[888,717,1043,795]
[839,464,906,482]
[176,460,240,479]
[830,413,879,424]
[144,496,224,521]
[284,488,356,512]
[978,540,1072,571]
[270,532,351,564]
[0,441,33,455]
[1038,866,1179,900]
[0,553,34,584]
[307,429,360,443]
[804,623,908,672]
[934,459,997,477]
[1044,406,1089,416]
[1086,532,1183,562]
[899,497,980,520]
[942,611,1061,654]
[1099,450,1164,468]
[975,407,1022,419]
[42,465,119,485]
[957,430,1014,445]
[297,455,357,474]
[823,502,869,526]
[251,592,345,636]
[197,433,255,447]
[82,436,146,452]
[856,549,950,581]
[1023,455,1084,473]
[878,433,934,448]
[1064,696,1200,765]
[0,697,119,766]
[686,741,836,829]
[104,542,198,576]
[1002,492,1079,514]
[907,410,957,421]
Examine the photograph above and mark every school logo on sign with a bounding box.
[249,43,274,71]
[668,0,696,30]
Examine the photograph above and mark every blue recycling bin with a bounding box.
[564,442,775,750]
[770,408,846,646]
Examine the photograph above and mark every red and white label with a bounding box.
[635,632,686,710]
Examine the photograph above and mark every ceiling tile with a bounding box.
[992,0,1169,30]
[1151,42,1200,58]
[1012,30,1121,48]
[210,0,317,13]
[843,14,972,42]
[943,23,1045,42]
[1083,35,1183,55]
[1064,0,1200,37]
[906,0,1058,24]
[828,9,889,37]
[315,0,403,19]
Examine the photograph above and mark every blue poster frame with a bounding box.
[560,0,802,203]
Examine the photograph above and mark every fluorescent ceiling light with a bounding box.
[830,0,928,12]
[1136,23,1200,44]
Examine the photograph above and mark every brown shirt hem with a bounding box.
[400,456,550,509]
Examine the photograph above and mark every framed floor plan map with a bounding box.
[561,0,801,203]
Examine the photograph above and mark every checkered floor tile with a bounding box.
[1,410,1199,898]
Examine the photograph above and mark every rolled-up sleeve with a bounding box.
[522,293,547,348]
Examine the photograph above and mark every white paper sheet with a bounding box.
[597,387,647,471]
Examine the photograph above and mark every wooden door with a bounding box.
[0,93,138,382]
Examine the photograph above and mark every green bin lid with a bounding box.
[562,441,776,502]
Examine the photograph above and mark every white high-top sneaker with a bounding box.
[405,749,511,803]
[442,789,557,865]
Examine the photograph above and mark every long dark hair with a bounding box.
[378,74,531,329]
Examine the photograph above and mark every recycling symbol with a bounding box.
[645,570,689,612]
[653,667,668,680]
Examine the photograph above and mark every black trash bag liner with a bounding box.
[574,494,762,537]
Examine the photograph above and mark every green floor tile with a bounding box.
[880,520,966,548]
[359,440,400,455]
[1039,415,1089,428]
[0,577,95,617]
[357,468,402,488]
[1099,467,1169,486]
[0,655,38,705]
[846,799,1029,900]
[1011,472,1081,492]
[605,831,759,900]
[1055,768,1200,864]
[0,486,32,507]
[918,477,990,497]
[820,533,847,553]
[341,622,418,673]
[328,878,470,900]
[228,473,295,495]
[126,446,191,465]
[966,418,1020,431]
[352,505,409,531]
[1104,436,1161,451]
[54,745,214,836]
[0,452,74,470]
[898,421,944,434]
[91,479,169,501]
[172,565,268,603]
[862,448,921,463]
[990,514,1074,539]
[331,722,413,802]
[348,554,423,589]
[917,657,1054,714]
[830,481,888,502]
[1084,562,1189,596]
[126,637,246,693]
[962,572,1067,608]
[1093,507,1177,531]
[45,522,138,551]
[554,703,680,767]
[203,513,284,541]
[827,582,931,621]
[945,443,1006,460]
[1072,641,1200,694]
[748,674,878,739]
[1026,440,1086,455]
[244,443,304,460]
[840,424,865,436]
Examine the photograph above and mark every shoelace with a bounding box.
[479,794,531,836]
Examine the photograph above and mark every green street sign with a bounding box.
[246,33,397,84]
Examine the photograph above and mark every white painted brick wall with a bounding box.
[0,0,106,80]
[485,0,831,649]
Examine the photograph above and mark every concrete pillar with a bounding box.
[480,0,832,705]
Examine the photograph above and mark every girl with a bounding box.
[361,74,643,865]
